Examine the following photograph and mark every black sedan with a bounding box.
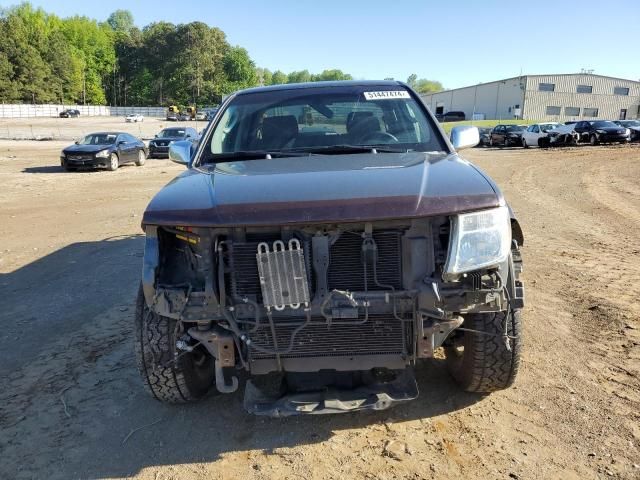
[573,120,630,145]
[60,132,147,171]
[614,120,640,142]
[489,124,526,147]
[59,109,80,118]
[148,127,198,158]
[477,127,492,147]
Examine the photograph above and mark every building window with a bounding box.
[565,107,580,116]
[583,108,599,117]
[614,87,629,96]
[546,106,561,115]
[576,85,593,94]
[539,83,555,92]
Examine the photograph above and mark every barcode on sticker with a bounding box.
[363,91,411,100]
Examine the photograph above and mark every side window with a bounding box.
[210,106,239,153]
[532,125,539,133]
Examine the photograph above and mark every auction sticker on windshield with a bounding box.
[363,91,411,100]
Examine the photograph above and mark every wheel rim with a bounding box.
[110,154,118,169]
[138,150,145,163]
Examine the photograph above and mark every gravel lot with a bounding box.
[0,137,639,479]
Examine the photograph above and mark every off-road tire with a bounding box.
[445,309,522,392]
[134,286,215,403]
[135,149,146,166]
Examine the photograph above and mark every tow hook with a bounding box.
[187,327,239,393]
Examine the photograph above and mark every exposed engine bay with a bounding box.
[140,217,524,415]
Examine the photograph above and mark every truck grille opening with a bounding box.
[228,229,403,301]
[229,239,313,303]
[328,230,403,291]
[249,315,411,360]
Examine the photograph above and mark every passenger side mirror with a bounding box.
[450,126,480,150]
[169,140,192,167]
[74,140,79,145]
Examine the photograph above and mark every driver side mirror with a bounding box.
[169,140,193,167]
[450,126,480,150]
[118,140,126,146]
[74,140,79,145]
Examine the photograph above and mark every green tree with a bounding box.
[222,46,257,93]
[414,78,443,94]
[107,9,134,33]
[312,69,352,81]
[271,70,287,85]
[287,70,311,83]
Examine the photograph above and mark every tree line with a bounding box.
[0,4,443,107]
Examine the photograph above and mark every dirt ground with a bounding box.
[0,139,639,480]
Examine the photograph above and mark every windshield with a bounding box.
[158,128,186,138]
[619,120,640,127]
[590,121,617,128]
[79,133,116,145]
[540,123,558,132]
[505,125,525,132]
[203,85,446,161]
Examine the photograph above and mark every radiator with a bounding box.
[249,315,409,360]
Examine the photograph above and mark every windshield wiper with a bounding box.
[204,150,309,163]
[286,144,412,155]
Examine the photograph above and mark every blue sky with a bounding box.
[6,0,640,88]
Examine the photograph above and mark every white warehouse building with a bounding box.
[420,73,640,122]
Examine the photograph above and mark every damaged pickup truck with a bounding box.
[135,81,525,415]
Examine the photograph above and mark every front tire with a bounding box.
[135,149,146,166]
[108,153,119,171]
[522,138,529,148]
[590,134,599,146]
[445,309,522,392]
[134,286,215,403]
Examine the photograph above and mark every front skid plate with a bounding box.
[244,369,419,417]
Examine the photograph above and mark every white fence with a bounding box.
[0,104,166,118]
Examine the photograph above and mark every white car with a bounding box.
[521,122,561,148]
[125,114,144,123]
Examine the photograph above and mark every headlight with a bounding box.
[95,149,110,158]
[596,129,607,134]
[444,206,511,275]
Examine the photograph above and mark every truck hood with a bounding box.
[142,151,502,227]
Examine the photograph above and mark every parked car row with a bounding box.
[476,119,638,149]
[59,124,202,171]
